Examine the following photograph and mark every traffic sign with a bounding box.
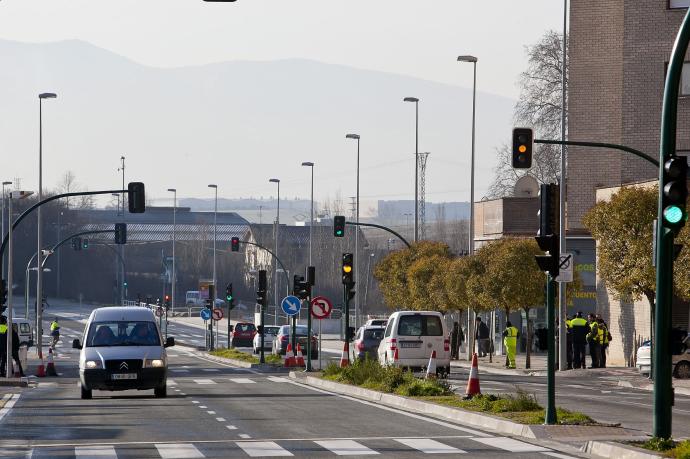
[155,307,163,318]
[200,308,212,321]
[555,253,574,283]
[310,296,333,319]
[212,308,224,321]
[281,295,301,316]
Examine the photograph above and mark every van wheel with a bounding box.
[80,383,92,400]
[154,385,167,398]
[675,361,690,379]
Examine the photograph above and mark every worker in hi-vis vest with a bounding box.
[502,321,519,369]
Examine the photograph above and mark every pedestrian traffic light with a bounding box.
[342,253,354,286]
[115,223,127,244]
[334,215,346,237]
[537,183,560,237]
[127,182,146,214]
[661,155,688,233]
[231,237,240,252]
[512,127,534,169]
[225,283,233,302]
[257,270,267,306]
[82,239,89,249]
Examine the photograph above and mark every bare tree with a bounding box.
[488,30,567,198]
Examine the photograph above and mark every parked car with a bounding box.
[272,325,318,359]
[73,306,174,399]
[377,311,451,377]
[637,330,690,378]
[230,322,257,347]
[253,325,280,353]
[353,325,385,360]
[364,318,388,328]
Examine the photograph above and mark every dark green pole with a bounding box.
[654,8,690,439]
[259,302,265,364]
[545,273,557,424]
[306,298,313,371]
[344,285,350,365]
[291,314,297,361]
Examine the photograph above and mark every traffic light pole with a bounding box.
[343,284,351,367]
[232,240,290,297]
[306,297,313,371]
[534,139,658,167]
[208,285,215,351]
[546,274,557,425]
[345,221,411,248]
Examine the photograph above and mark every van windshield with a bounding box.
[86,321,160,347]
[397,315,443,336]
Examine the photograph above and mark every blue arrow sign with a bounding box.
[281,295,301,316]
[200,308,212,321]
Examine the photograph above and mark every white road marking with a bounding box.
[229,378,255,384]
[541,452,578,459]
[155,443,205,458]
[167,379,177,386]
[180,392,187,396]
[315,440,379,456]
[199,406,207,409]
[75,445,117,458]
[216,417,226,422]
[193,379,216,385]
[226,425,238,430]
[266,377,290,383]
[472,437,549,453]
[236,441,291,456]
[207,411,216,415]
[238,434,252,439]
[394,438,464,454]
[171,369,189,373]
[202,369,220,372]
[0,394,20,422]
[192,401,200,404]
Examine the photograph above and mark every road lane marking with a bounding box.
[315,440,379,455]
[236,441,291,456]
[193,379,216,385]
[167,379,178,386]
[202,369,220,372]
[207,411,216,415]
[192,401,199,404]
[541,452,578,459]
[0,393,21,422]
[199,406,207,409]
[226,425,238,430]
[238,434,252,439]
[171,369,189,373]
[267,377,290,383]
[75,445,117,458]
[216,417,226,422]
[394,438,464,454]
[229,378,255,384]
[155,443,204,458]
[472,437,549,452]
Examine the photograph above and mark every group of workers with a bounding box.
[0,316,26,377]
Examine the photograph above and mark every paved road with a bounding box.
[0,307,584,458]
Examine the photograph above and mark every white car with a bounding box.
[253,325,280,354]
[377,311,451,377]
[636,334,690,378]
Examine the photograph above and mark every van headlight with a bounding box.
[144,359,165,368]
[85,360,101,369]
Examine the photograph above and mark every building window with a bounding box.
[670,0,690,8]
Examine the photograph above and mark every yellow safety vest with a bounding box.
[571,317,587,327]
[598,324,606,344]
[50,321,59,332]
[504,326,518,347]
[565,319,572,329]
[0,324,6,334]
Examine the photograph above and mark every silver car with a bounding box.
[73,307,174,399]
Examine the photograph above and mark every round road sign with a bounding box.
[281,295,302,316]
[212,308,224,321]
[310,296,333,319]
[155,307,164,317]
[200,308,212,321]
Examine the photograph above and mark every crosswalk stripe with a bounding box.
[193,379,216,385]
[155,443,205,458]
[171,369,189,373]
[472,437,550,453]
[229,378,255,384]
[266,377,289,383]
[75,445,117,458]
[315,440,379,456]
[394,438,464,454]
[236,441,293,457]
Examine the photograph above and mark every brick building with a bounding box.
[568,1,690,365]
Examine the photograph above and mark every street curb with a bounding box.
[584,441,662,459]
[0,379,28,387]
[451,361,540,376]
[289,373,537,439]
[200,352,286,372]
[618,380,690,396]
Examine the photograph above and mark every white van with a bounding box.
[185,291,204,306]
[377,311,451,376]
[73,306,174,399]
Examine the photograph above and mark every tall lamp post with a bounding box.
[7,190,33,378]
[457,55,477,360]
[208,184,218,299]
[168,188,177,315]
[403,97,419,243]
[36,92,56,363]
[269,179,280,325]
[1,181,12,276]
[558,0,569,372]
[345,134,360,328]
[301,163,314,266]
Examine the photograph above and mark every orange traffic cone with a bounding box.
[295,344,306,367]
[46,348,58,377]
[35,352,46,377]
[463,352,481,399]
[425,350,437,379]
[284,343,296,368]
[339,342,350,368]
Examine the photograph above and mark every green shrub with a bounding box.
[672,440,690,459]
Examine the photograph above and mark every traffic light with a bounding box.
[512,127,534,169]
[225,283,234,302]
[535,184,560,278]
[661,155,688,234]
[293,274,310,300]
[115,223,127,244]
[342,253,354,286]
[72,237,82,251]
[231,237,240,252]
[257,270,267,306]
[82,239,89,249]
[128,182,146,214]
[334,215,346,237]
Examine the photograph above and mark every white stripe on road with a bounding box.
[207,411,216,415]
[394,438,464,454]
[0,394,20,422]
[202,369,220,372]
[229,378,255,384]
[226,425,238,430]
[155,443,204,458]
[193,379,216,385]
[171,369,189,373]
[75,445,117,458]
[167,379,177,386]
[315,440,379,456]
[472,437,549,452]
[236,441,293,457]
[216,417,226,422]
[541,452,578,459]
[238,434,252,439]
[266,377,290,383]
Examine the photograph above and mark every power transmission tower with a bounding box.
[418,152,430,239]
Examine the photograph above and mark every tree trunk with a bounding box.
[524,308,532,369]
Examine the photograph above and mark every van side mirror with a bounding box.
[164,337,175,348]
[72,339,82,350]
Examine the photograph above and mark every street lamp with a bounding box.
[7,190,33,378]
[208,184,218,299]
[301,162,314,266]
[269,178,280,325]
[2,181,12,276]
[345,133,360,328]
[36,92,56,366]
[168,188,177,315]
[403,97,420,243]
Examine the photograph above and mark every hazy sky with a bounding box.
[0,0,565,207]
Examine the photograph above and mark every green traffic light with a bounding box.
[226,295,233,301]
[336,230,343,236]
[664,205,684,224]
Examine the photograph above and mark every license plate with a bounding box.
[400,341,422,348]
[111,373,137,380]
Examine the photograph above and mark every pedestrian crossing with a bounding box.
[30,437,574,458]
[172,376,291,385]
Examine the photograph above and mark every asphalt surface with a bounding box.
[0,303,585,458]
